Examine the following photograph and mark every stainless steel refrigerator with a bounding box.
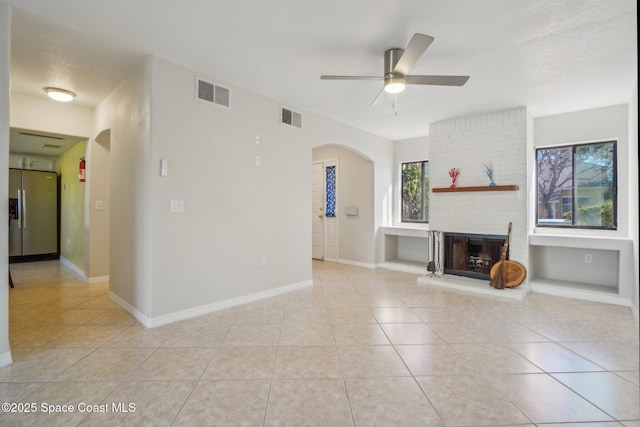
[9,168,58,259]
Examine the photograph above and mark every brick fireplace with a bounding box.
[410,107,530,300]
[427,107,529,280]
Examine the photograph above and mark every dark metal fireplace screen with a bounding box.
[444,232,507,280]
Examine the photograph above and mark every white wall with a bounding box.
[313,145,375,266]
[146,57,311,319]
[0,1,12,367]
[10,93,94,138]
[96,56,392,326]
[94,59,152,318]
[85,130,110,279]
[629,85,639,321]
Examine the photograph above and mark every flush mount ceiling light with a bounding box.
[44,87,76,102]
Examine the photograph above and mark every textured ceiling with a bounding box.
[8,0,638,141]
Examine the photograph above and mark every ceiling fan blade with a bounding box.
[370,87,389,106]
[321,75,382,80]
[405,75,469,86]
[392,33,434,75]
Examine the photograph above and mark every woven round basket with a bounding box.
[490,260,526,288]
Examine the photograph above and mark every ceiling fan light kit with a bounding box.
[321,33,469,103]
[383,48,407,93]
[384,76,406,94]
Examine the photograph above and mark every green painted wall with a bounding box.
[59,141,86,271]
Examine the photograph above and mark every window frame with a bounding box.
[535,139,617,230]
[400,160,430,224]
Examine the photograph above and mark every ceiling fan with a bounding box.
[321,33,469,105]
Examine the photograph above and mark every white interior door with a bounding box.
[323,160,338,261]
[311,162,324,259]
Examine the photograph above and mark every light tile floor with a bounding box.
[1,259,639,426]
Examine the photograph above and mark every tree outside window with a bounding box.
[536,140,616,229]
[401,161,429,223]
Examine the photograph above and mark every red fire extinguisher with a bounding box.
[79,157,86,182]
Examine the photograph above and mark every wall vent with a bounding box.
[281,107,302,129]
[196,77,230,108]
[19,132,63,140]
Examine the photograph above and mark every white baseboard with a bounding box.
[59,257,109,284]
[529,281,631,307]
[322,258,425,273]
[109,279,313,328]
[108,291,150,327]
[338,259,376,269]
[377,262,427,275]
[59,256,87,280]
[0,350,13,368]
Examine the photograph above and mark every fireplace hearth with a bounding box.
[444,232,507,280]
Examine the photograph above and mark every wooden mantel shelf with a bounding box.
[432,185,519,193]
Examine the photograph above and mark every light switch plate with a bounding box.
[170,199,185,212]
[160,159,168,176]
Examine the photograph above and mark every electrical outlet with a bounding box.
[255,155,261,166]
[584,253,592,263]
[261,256,268,268]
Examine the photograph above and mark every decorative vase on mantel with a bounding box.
[449,168,460,188]
[485,162,496,186]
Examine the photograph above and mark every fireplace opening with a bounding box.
[444,232,507,280]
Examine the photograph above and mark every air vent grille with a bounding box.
[197,79,215,103]
[214,86,230,107]
[19,132,63,140]
[196,77,230,108]
[281,107,302,128]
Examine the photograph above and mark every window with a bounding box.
[536,140,616,229]
[401,161,429,223]
[561,196,572,217]
[325,165,336,217]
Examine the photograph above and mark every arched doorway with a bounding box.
[312,145,375,266]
